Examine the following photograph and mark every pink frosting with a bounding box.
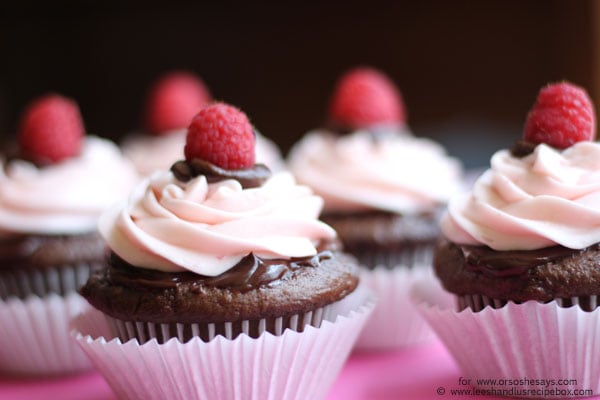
[123,130,285,176]
[288,129,462,214]
[99,171,336,276]
[0,137,139,235]
[442,142,600,250]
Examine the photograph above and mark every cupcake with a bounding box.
[288,67,462,350]
[415,82,600,397]
[122,70,285,176]
[0,94,138,375]
[74,103,373,400]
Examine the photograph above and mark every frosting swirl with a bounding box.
[288,129,462,214]
[0,137,138,235]
[99,170,336,276]
[442,141,600,250]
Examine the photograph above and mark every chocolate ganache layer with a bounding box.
[171,158,271,188]
[80,247,359,324]
[434,239,600,302]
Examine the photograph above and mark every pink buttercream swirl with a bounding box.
[288,129,462,214]
[442,141,600,250]
[0,137,138,235]
[99,171,336,276]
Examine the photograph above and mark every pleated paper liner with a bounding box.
[72,286,375,400]
[458,293,600,313]
[352,243,438,350]
[0,292,92,375]
[108,304,338,344]
[0,261,100,375]
[412,279,600,398]
[0,261,101,299]
[354,265,436,350]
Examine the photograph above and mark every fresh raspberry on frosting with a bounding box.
[185,103,255,169]
[144,71,211,135]
[328,67,406,129]
[18,93,84,165]
[523,82,596,149]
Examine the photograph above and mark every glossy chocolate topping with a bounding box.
[108,250,334,293]
[461,244,577,277]
[434,239,600,302]
[510,139,538,158]
[171,158,271,188]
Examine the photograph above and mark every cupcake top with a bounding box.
[101,103,336,277]
[0,94,138,236]
[123,71,284,175]
[288,66,462,214]
[442,82,598,251]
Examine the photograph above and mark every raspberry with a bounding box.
[184,103,255,169]
[145,71,211,135]
[523,82,596,149]
[328,67,406,129]
[18,94,84,165]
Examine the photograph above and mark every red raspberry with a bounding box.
[328,67,406,129]
[145,71,211,135]
[185,103,255,169]
[18,94,84,165]
[523,82,596,149]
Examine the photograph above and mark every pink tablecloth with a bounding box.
[0,340,505,400]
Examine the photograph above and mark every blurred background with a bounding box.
[0,0,596,168]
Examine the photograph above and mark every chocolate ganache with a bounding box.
[171,158,271,188]
[461,244,578,278]
[434,239,600,303]
[510,139,538,158]
[107,249,335,293]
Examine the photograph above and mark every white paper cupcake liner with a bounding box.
[412,280,600,398]
[0,261,100,299]
[0,292,93,375]
[458,293,600,313]
[108,302,337,344]
[354,263,437,351]
[72,286,374,400]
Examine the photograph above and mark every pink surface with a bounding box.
[0,340,557,400]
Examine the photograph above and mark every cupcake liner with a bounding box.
[354,264,437,350]
[458,293,600,313]
[0,261,100,300]
[0,292,93,376]
[412,280,600,398]
[108,302,337,344]
[72,286,374,400]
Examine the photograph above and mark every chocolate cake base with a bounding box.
[0,233,106,299]
[434,239,600,312]
[321,210,441,269]
[81,251,359,343]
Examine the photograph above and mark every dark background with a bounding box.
[0,0,596,167]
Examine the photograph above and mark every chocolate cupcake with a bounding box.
[288,67,462,349]
[415,82,600,396]
[74,103,372,400]
[0,94,138,375]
